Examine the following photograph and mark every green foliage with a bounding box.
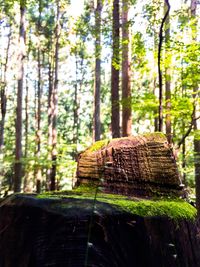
[132,92,158,117]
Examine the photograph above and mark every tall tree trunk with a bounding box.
[0,29,11,153]
[23,73,29,191]
[111,0,120,138]
[35,2,42,193]
[50,0,60,191]
[164,1,172,144]
[73,53,79,148]
[153,30,159,132]
[190,0,200,216]
[93,0,102,141]
[122,0,132,137]
[47,57,53,189]
[35,49,42,193]
[14,1,26,192]
[158,0,170,132]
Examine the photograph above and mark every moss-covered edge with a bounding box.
[36,186,197,221]
[87,139,109,152]
[84,132,167,154]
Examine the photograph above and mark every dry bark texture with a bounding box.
[77,133,184,196]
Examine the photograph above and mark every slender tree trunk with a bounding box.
[14,1,26,192]
[73,53,79,147]
[153,29,159,132]
[182,137,186,185]
[164,1,172,144]
[122,0,132,137]
[111,0,120,138]
[0,29,11,153]
[47,57,53,189]
[190,0,200,216]
[23,73,29,191]
[158,0,170,132]
[50,0,60,191]
[35,49,42,193]
[35,0,42,193]
[93,0,102,141]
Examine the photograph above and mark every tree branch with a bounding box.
[177,107,200,149]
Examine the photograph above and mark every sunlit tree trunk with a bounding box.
[164,1,172,144]
[50,0,60,191]
[158,0,170,132]
[191,0,200,216]
[122,0,132,137]
[35,49,42,193]
[93,0,102,141]
[0,29,11,153]
[35,2,42,193]
[73,53,79,147]
[47,57,53,189]
[14,1,26,192]
[111,0,120,138]
[23,73,29,192]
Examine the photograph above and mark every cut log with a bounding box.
[77,133,184,196]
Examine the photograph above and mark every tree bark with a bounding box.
[35,49,42,193]
[158,0,170,132]
[122,0,132,137]
[0,29,11,153]
[14,1,26,193]
[93,0,102,141]
[35,3,42,193]
[164,1,172,144]
[190,0,200,216]
[111,0,120,138]
[46,57,53,189]
[73,53,79,147]
[23,73,29,192]
[50,0,60,191]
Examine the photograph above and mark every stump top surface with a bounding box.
[0,190,196,220]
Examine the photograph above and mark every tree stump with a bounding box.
[77,133,184,196]
[0,194,198,267]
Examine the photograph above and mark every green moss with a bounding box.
[143,132,166,141]
[105,198,196,221]
[87,139,109,152]
[36,186,197,221]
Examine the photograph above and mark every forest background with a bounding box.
[0,0,199,202]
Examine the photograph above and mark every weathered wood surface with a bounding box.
[0,195,199,267]
[77,133,184,196]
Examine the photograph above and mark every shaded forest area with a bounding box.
[0,0,199,202]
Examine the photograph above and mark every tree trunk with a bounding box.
[46,58,53,189]
[35,48,42,193]
[158,0,170,132]
[50,0,60,191]
[35,2,42,193]
[111,0,120,138]
[93,0,102,141]
[73,54,79,147]
[164,1,172,144]
[14,1,26,193]
[190,0,200,216]
[23,73,29,192]
[122,0,132,137]
[0,29,11,153]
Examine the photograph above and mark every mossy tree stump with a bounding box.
[77,133,184,197]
